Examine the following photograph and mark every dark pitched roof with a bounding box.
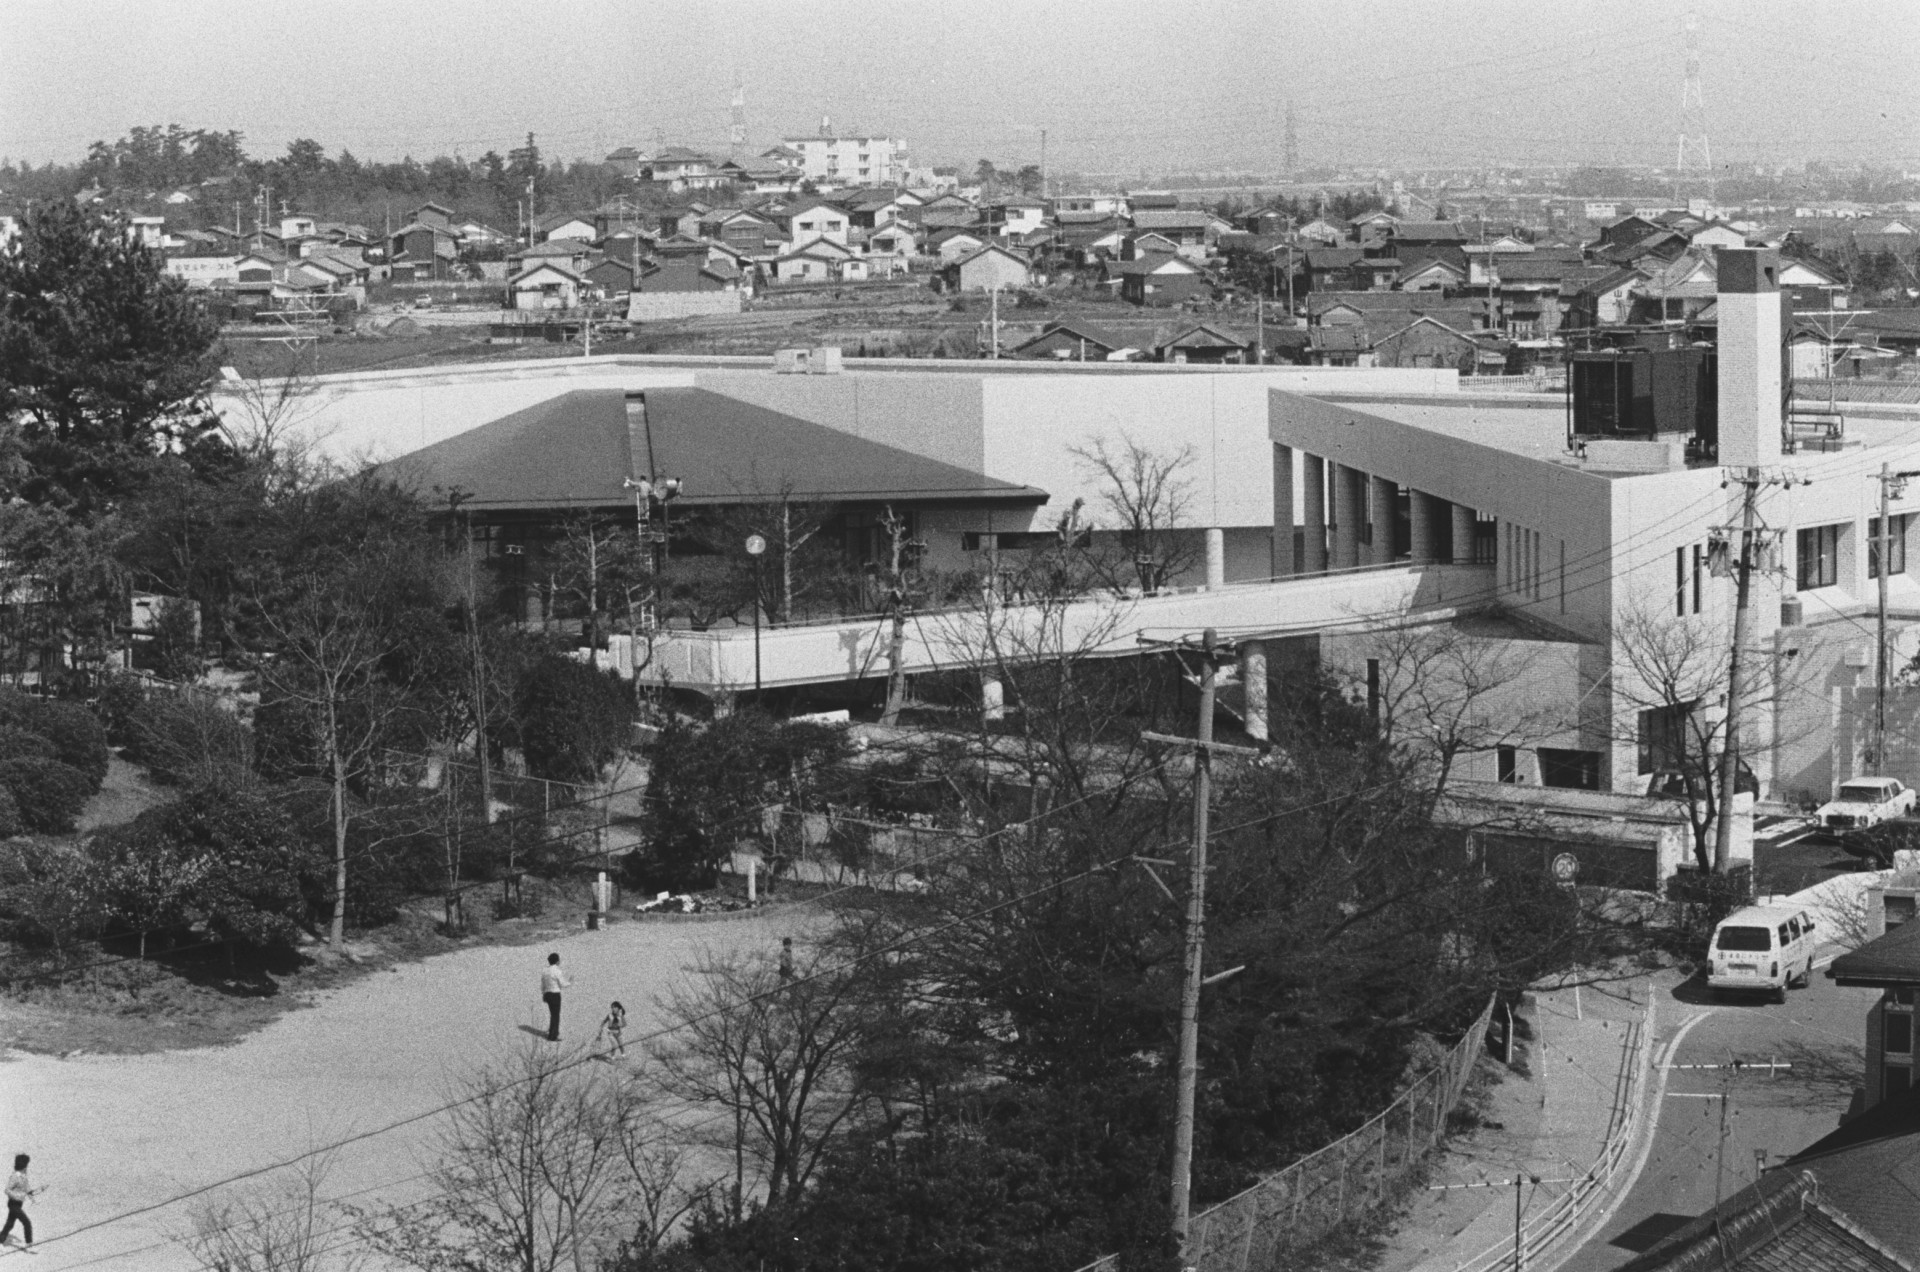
[1831,915,1920,987]
[378,389,1048,513]
[1012,318,1130,355]
[1392,220,1466,242]
[1304,247,1368,268]
[1158,322,1251,350]
[1615,1168,1915,1271]
[1310,327,1373,352]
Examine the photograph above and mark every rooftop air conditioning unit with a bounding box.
[809,345,843,374]
[773,348,810,374]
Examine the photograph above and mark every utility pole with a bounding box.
[1039,127,1048,200]
[1139,629,1259,1252]
[989,284,1001,358]
[1712,468,1760,874]
[1874,465,1920,774]
[1711,467,1806,871]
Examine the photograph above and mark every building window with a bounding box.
[1497,745,1519,783]
[1887,1008,1913,1056]
[1870,515,1909,579]
[1889,896,1917,929]
[1637,702,1693,774]
[1797,524,1841,590]
[1539,748,1602,790]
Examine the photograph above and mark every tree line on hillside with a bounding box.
[0,195,648,973]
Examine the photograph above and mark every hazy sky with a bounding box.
[3,0,1916,175]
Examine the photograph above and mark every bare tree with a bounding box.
[356,1041,658,1272]
[877,506,923,726]
[1068,433,1198,593]
[546,513,647,650]
[216,348,328,464]
[1611,602,1804,873]
[255,545,445,946]
[1363,615,1572,813]
[648,944,876,1216]
[182,1152,363,1272]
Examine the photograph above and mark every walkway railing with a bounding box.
[1452,984,1654,1272]
[1069,994,1498,1272]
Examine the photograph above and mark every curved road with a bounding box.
[1557,956,1877,1270]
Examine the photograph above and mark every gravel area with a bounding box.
[0,910,802,1270]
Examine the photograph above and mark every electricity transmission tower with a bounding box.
[1676,10,1713,206]
[729,80,747,158]
[1284,100,1299,176]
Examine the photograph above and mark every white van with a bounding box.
[1708,905,1818,1001]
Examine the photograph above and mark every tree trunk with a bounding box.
[881,605,908,725]
[329,713,348,947]
[781,503,795,624]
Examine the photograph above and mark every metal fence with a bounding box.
[1071,994,1497,1272]
[1793,376,1920,405]
[1183,994,1498,1272]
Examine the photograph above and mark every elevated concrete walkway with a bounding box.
[605,562,1495,695]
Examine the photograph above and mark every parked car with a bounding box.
[1839,817,1920,867]
[413,294,435,310]
[1707,904,1818,1003]
[1817,777,1917,832]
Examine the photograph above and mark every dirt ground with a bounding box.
[0,904,806,1270]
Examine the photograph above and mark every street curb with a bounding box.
[1531,1004,1716,1272]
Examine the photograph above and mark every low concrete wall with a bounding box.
[627,291,743,321]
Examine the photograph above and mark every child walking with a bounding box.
[597,1000,628,1058]
[1,1153,36,1250]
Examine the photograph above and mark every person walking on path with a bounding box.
[778,937,795,982]
[597,1001,628,1058]
[540,952,570,1042]
[1,1153,36,1249]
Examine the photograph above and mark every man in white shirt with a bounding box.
[2,1152,34,1248]
[540,952,569,1041]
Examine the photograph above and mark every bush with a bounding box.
[0,726,57,765]
[0,785,21,839]
[0,757,94,834]
[96,675,149,746]
[124,691,252,787]
[30,699,109,790]
[516,656,630,784]
[0,837,98,960]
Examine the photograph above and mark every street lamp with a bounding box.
[744,533,767,694]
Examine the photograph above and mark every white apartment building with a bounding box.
[783,133,908,188]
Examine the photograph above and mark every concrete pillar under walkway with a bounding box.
[1205,527,1225,589]
[1302,453,1329,574]
[1451,502,1478,565]
[1332,463,1363,570]
[1410,490,1442,561]
[1272,444,1295,577]
[1239,640,1268,742]
[1369,474,1397,565]
[981,674,1005,722]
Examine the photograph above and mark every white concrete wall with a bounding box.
[627,291,741,321]
[216,360,700,468]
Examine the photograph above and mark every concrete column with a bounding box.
[1451,501,1477,565]
[981,673,1005,722]
[1205,527,1226,589]
[1272,444,1295,577]
[1331,464,1362,570]
[1409,491,1440,562]
[1302,453,1329,574]
[1239,640,1268,743]
[1369,474,1397,564]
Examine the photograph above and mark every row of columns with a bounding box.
[1281,446,1478,574]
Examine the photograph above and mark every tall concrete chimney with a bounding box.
[1715,247,1783,468]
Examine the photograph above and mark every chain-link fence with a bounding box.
[1182,994,1497,1272]
[1069,995,1497,1272]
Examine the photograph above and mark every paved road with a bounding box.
[1557,958,1875,1270]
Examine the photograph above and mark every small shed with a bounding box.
[946,244,1031,293]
